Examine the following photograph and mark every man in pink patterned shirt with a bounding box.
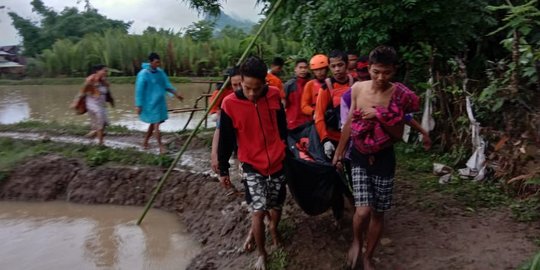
[333,46,421,270]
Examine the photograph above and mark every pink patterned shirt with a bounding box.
[350,82,419,154]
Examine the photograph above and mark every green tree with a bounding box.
[9,0,131,56]
[184,20,216,42]
[217,25,247,39]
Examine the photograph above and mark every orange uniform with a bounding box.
[300,79,323,116]
[266,72,285,99]
[208,87,234,114]
[314,76,354,142]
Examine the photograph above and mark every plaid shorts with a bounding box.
[351,166,394,212]
[243,170,286,211]
[349,147,396,212]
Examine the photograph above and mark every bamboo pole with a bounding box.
[137,0,284,225]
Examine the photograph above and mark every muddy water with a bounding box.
[0,201,200,270]
[0,83,217,131]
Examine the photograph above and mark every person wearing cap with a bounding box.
[301,54,329,117]
[283,58,312,131]
[314,50,356,160]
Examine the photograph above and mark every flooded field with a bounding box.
[0,201,200,270]
[0,83,217,131]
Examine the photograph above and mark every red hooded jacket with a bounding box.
[218,86,287,176]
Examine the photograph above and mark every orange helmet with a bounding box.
[310,54,329,70]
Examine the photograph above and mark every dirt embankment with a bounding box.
[1,155,539,270]
[0,155,252,269]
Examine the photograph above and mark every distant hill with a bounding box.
[205,11,255,34]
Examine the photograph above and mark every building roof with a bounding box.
[0,61,24,68]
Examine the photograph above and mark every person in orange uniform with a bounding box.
[266,57,285,101]
[208,67,241,122]
[301,54,329,117]
[314,50,355,159]
[209,67,242,173]
[284,58,311,130]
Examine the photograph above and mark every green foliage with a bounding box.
[23,25,300,77]
[8,0,131,57]
[518,251,540,270]
[84,147,173,167]
[0,121,131,136]
[511,197,540,222]
[217,25,248,39]
[0,137,173,170]
[0,171,7,183]
[85,147,111,166]
[0,76,203,85]
[182,0,222,16]
[476,0,540,133]
[184,20,216,42]
[277,218,296,241]
[267,248,288,270]
[395,144,510,210]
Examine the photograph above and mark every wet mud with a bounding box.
[1,148,539,269]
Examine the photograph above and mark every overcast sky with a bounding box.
[0,0,264,46]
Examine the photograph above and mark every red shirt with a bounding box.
[266,72,285,99]
[219,86,286,176]
[208,87,234,114]
[284,76,311,130]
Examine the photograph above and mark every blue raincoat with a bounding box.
[135,63,176,124]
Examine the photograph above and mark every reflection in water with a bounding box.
[0,201,200,270]
[0,83,217,131]
[0,89,30,124]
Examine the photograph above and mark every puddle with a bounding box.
[0,201,200,270]
[0,84,217,131]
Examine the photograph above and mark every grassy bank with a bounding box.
[0,121,133,136]
[0,120,215,137]
[0,137,173,181]
[0,76,222,85]
[394,143,540,222]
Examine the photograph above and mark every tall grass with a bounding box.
[30,29,301,77]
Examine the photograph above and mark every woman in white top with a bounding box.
[83,64,113,145]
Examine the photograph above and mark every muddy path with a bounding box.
[0,131,214,174]
[0,132,539,269]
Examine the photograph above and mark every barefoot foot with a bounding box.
[347,243,361,270]
[243,233,255,253]
[363,257,376,270]
[85,130,97,138]
[254,255,267,270]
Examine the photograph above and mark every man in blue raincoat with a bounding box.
[135,52,183,154]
